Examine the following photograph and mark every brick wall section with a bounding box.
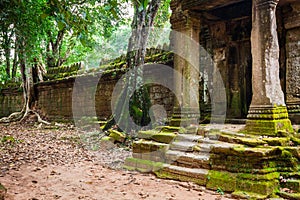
[0,88,23,117]
[0,70,175,122]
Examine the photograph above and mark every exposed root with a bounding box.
[20,109,51,125]
[0,109,50,125]
[0,111,24,123]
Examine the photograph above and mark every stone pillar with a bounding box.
[170,9,200,126]
[245,0,293,135]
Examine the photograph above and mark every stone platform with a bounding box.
[124,124,300,199]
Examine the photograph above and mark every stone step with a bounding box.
[155,164,208,185]
[170,139,228,153]
[176,134,203,142]
[170,141,197,152]
[281,179,300,193]
[165,150,210,169]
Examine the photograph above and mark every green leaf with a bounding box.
[40,13,48,19]
[57,21,65,31]
[142,0,149,10]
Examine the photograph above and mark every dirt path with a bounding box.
[0,124,236,200]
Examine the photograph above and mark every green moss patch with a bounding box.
[262,137,290,146]
[232,190,269,200]
[108,129,125,143]
[218,134,266,147]
[237,172,279,181]
[206,170,237,192]
[236,179,278,195]
[132,139,169,154]
[138,130,176,144]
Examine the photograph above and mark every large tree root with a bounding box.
[0,111,24,123]
[0,109,50,125]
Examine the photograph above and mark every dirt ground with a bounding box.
[0,123,238,200]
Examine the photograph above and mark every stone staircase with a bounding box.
[124,125,300,199]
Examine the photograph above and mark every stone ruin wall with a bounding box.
[0,70,174,122]
[0,88,23,117]
[283,2,300,123]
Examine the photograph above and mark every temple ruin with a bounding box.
[0,0,300,198]
[124,0,300,199]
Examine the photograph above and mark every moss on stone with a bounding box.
[100,136,114,142]
[108,129,125,143]
[138,130,158,139]
[132,139,169,154]
[218,133,266,147]
[236,179,278,195]
[237,172,279,181]
[159,126,181,132]
[245,106,294,136]
[206,170,237,192]
[232,190,269,200]
[262,137,290,146]
[246,118,293,136]
[137,130,176,144]
[291,137,300,146]
[124,157,164,172]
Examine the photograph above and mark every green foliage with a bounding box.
[217,187,225,195]
[0,135,22,144]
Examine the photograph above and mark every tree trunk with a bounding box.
[46,29,65,68]
[105,0,161,133]
[4,48,10,79]
[0,41,49,125]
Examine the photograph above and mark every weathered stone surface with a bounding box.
[155,164,208,185]
[245,0,293,135]
[285,8,300,122]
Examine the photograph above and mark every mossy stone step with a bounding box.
[132,140,169,154]
[218,133,267,147]
[232,191,270,200]
[138,130,177,144]
[155,164,208,185]
[165,150,210,169]
[211,145,280,157]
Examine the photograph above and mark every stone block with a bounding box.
[206,170,237,192]
[108,129,126,143]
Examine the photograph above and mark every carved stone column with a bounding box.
[245,0,293,135]
[169,8,200,126]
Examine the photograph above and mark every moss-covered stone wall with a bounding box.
[0,69,174,122]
